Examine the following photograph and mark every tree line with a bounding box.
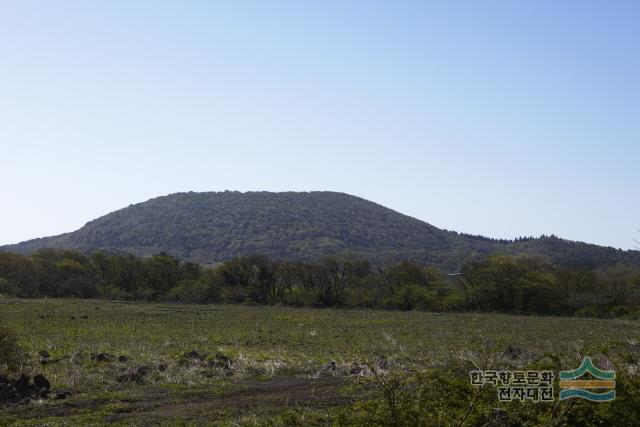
[0,249,639,317]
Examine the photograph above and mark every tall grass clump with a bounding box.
[0,326,22,372]
[337,345,640,427]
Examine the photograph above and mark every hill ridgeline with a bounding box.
[3,191,638,271]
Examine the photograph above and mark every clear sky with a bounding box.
[1,1,638,249]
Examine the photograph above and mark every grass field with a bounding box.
[1,299,639,425]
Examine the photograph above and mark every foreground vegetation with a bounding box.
[1,249,640,317]
[1,299,640,425]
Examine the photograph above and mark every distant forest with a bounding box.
[6,192,639,273]
[1,249,639,318]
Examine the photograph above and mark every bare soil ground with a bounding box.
[1,377,350,425]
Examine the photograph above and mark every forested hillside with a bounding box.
[3,191,639,271]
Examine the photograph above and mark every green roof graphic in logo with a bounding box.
[559,357,616,402]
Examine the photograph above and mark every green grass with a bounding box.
[1,298,639,425]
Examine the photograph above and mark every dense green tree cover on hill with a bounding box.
[3,191,639,272]
[1,249,639,317]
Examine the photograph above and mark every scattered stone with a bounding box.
[503,345,522,360]
[207,353,232,369]
[40,357,62,365]
[376,356,390,370]
[183,350,206,361]
[91,352,115,363]
[0,384,11,402]
[33,375,50,390]
[14,375,29,393]
[55,390,72,400]
[247,366,267,376]
[322,360,337,372]
[349,365,364,375]
[104,414,129,422]
[116,366,152,384]
[0,374,51,404]
[201,370,215,378]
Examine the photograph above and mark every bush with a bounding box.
[167,279,214,303]
[337,351,640,427]
[0,277,17,297]
[336,367,494,426]
[609,305,630,317]
[282,287,315,307]
[382,285,436,311]
[97,283,131,300]
[575,306,599,318]
[0,327,21,372]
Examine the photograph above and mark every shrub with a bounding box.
[609,305,630,317]
[0,326,21,372]
[575,306,599,318]
[0,277,15,296]
[167,280,209,303]
[338,351,640,427]
[281,287,315,307]
[97,283,131,300]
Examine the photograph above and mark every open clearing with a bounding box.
[1,299,639,425]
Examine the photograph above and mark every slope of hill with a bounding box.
[2,191,639,271]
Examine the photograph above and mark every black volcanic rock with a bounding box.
[0,374,51,404]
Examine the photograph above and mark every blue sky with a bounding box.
[1,1,638,249]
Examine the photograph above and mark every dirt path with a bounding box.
[2,377,354,424]
[152,377,350,418]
